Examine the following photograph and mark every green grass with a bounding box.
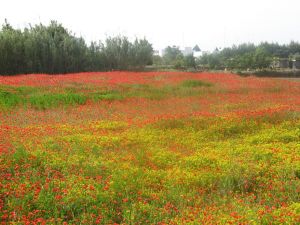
[124,81,213,100]
[0,86,118,111]
[0,90,21,110]
[29,93,87,110]
[0,80,214,111]
[89,90,124,101]
[0,86,87,110]
[180,79,212,88]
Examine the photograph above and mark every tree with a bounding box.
[197,42,283,70]
[253,47,271,69]
[0,20,154,75]
[174,54,184,69]
[153,55,163,65]
[198,53,221,69]
[184,54,196,68]
[131,38,153,68]
[162,46,183,65]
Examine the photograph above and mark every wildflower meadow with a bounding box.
[0,72,300,224]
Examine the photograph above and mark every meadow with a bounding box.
[0,72,300,224]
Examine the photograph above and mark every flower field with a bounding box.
[0,72,300,224]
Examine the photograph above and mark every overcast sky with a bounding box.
[1,0,300,51]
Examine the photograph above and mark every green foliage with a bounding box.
[29,93,87,110]
[103,36,153,70]
[123,81,212,100]
[0,89,21,110]
[162,46,183,65]
[198,52,221,69]
[152,55,163,65]
[0,21,153,75]
[131,38,154,68]
[160,46,197,69]
[0,80,215,111]
[89,90,124,101]
[253,47,272,69]
[180,79,212,88]
[174,54,184,69]
[183,54,196,68]
[13,146,30,163]
[197,42,300,70]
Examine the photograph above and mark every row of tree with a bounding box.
[153,41,300,70]
[2,20,300,74]
[152,42,300,71]
[198,42,300,70]
[0,20,153,75]
[153,46,196,69]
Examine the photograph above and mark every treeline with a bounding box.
[0,20,153,75]
[153,46,196,69]
[153,42,300,71]
[198,42,300,70]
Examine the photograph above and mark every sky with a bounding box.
[1,0,300,52]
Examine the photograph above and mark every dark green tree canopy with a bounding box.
[0,20,153,75]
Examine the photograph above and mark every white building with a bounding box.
[160,46,206,57]
[181,47,193,56]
